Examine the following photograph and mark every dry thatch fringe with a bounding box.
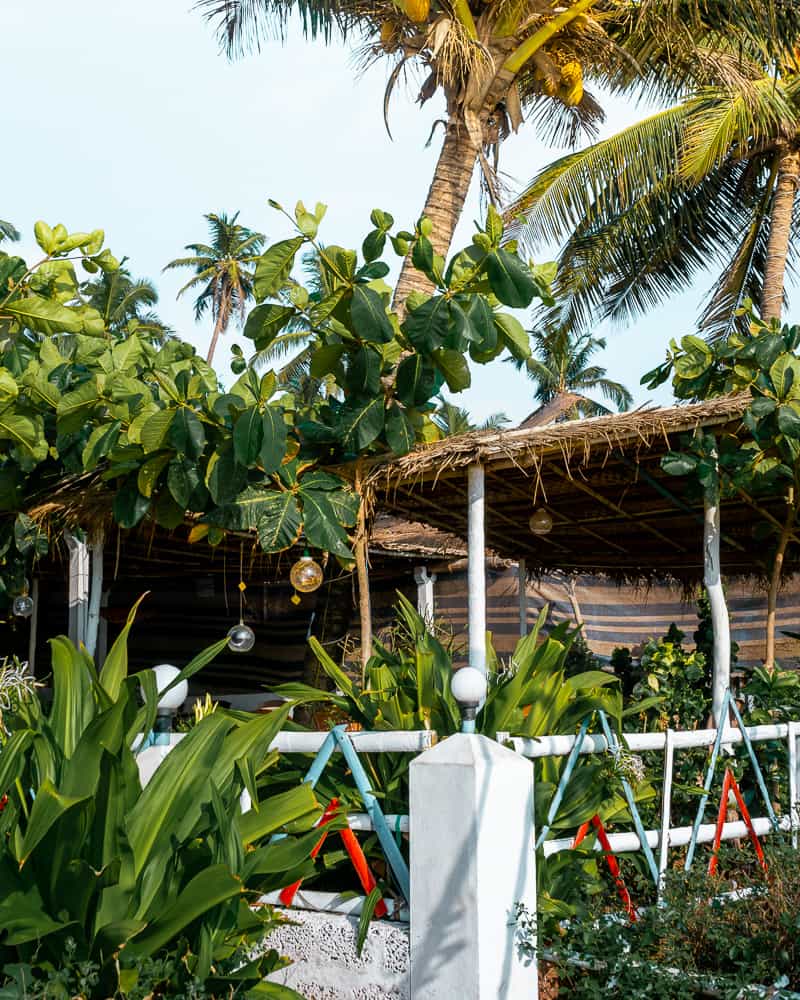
[364,395,750,496]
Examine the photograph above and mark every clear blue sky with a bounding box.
[3,0,749,422]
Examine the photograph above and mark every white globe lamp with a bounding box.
[451,666,487,733]
[152,664,188,744]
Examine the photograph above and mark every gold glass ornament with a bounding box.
[290,551,324,594]
[529,508,553,536]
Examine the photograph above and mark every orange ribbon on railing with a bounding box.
[708,767,767,876]
[573,814,637,922]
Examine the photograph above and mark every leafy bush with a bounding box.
[0,604,322,999]
[631,623,709,731]
[539,840,800,999]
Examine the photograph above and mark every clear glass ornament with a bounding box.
[227,623,256,653]
[12,594,34,618]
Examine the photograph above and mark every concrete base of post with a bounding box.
[409,733,538,999]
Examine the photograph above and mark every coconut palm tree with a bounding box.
[197,1,800,304]
[432,395,509,435]
[516,328,631,424]
[81,262,173,344]
[164,212,265,365]
[506,49,800,339]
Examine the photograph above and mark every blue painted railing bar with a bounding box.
[535,717,590,849]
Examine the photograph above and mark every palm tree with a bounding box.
[197,1,800,304]
[517,328,632,424]
[164,212,265,365]
[432,395,509,436]
[506,49,800,339]
[0,220,19,244]
[81,262,173,344]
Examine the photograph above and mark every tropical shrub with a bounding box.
[0,604,323,1000]
[536,840,800,999]
[632,623,709,731]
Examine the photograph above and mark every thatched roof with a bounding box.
[365,395,789,583]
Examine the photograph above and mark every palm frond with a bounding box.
[0,219,20,243]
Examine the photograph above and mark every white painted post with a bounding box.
[468,463,487,673]
[704,490,731,727]
[85,532,104,659]
[414,565,436,627]
[410,734,538,1000]
[657,729,675,899]
[517,558,527,637]
[789,721,799,849]
[66,531,90,647]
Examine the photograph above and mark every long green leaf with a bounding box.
[239,784,320,845]
[99,593,148,701]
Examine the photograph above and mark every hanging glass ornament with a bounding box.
[290,550,324,596]
[227,622,256,653]
[529,508,553,536]
[228,542,255,652]
[12,594,34,618]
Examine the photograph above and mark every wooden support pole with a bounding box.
[518,558,527,637]
[705,487,731,727]
[468,463,487,673]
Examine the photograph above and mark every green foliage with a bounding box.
[632,627,708,730]
[0,202,550,605]
[538,840,800,998]
[0,606,319,999]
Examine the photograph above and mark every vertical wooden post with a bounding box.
[26,578,39,675]
[517,558,527,637]
[704,487,731,727]
[468,463,487,673]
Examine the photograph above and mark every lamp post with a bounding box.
[152,663,188,746]
[451,666,488,734]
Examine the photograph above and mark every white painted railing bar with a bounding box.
[542,814,793,857]
[268,730,435,753]
[259,888,407,920]
[346,812,409,833]
[500,722,789,758]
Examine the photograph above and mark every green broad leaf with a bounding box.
[298,470,347,492]
[396,354,442,407]
[466,297,497,352]
[327,487,360,528]
[99,593,147,701]
[0,729,32,799]
[769,353,800,399]
[167,456,201,508]
[112,477,151,528]
[0,411,47,462]
[385,402,415,455]
[299,488,353,558]
[14,513,48,556]
[362,229,386,263]
[749,395,777,419]
[127,864,243,956]
[412,234,435,275]
[82,420,122,472]
[244,303,297,349]
[233,406,263,466]
[432,348,470,392]
[154,491,186,528]
[319,245,357,288]
[140,408,175,453]
[57,378,102,434]
[402,295,449,352]
[351,286,394,343]
[484,204,504,245]
[485,250,536,308]
[777,404,800,438]
[754,333,784,371]
[347,346,382,395]
[3,294,85,336]
[253,238,304,302]
[310,344,347,380]
[494,312,531,360]
[206,446,247,504]
[19,779,90,866]
[239,784,320,845]
[167,408,206,459]
[34,220,56,253]
[48,634,96,757]
[260,406,287,473]
[137,452,171,498]
[0,890,74,946]
[339,396,385,453]
[256,491,302,552]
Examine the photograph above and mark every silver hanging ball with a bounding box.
[12,594,34,619]
[227,623,255,653]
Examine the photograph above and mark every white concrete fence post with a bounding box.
[409,733,538,1000]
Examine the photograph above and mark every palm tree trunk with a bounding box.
[765,489,795,669]
[393,120,480,308]
[206,311,226,365]
[761,147,800,323]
